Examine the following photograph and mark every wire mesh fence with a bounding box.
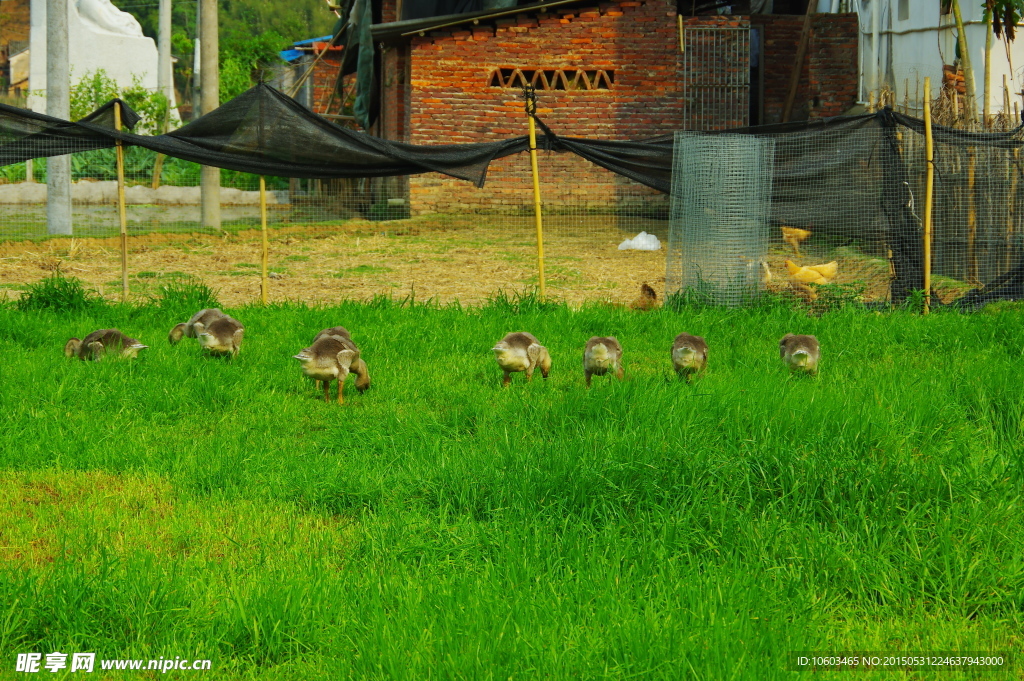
[0,144,668,307]
[5,100,1024,310]
[666,111,1024,308]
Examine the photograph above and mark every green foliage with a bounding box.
[984,0,1024,41]
[807,281,868,312]
[111,0,337,116]
[367,200,412,222]
[149,274,220,315]
[15,274,104,313]
[70,70,170,135]
[219,31,289,103]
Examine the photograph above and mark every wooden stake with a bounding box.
[260,176,268,305]
[782,0,815,123]
[114,101,129,301]
[1008,146,1018,272]
[984,6,993,127]
[923,77,934,314]
[1004,74,1011,129]
[951,0,977,122]
[968,148,978,284]
[524,89,546,298]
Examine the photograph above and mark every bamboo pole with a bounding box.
[923,77,934,314]
[951,0,977,122]
[677,14,684,53]
[967,147,978,284]
[260,176,268,305]
[114,101,129,301]
[1004,74,1011,127]
[524,87,546,298]
[984,7,993,126]
[1008,145,1018,271]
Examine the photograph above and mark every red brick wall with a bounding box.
[309,50,347,117]
[807,14,858,119]
[407,0,686,213]
[751,15,804,124]
[305,4,858,214]
[751,13,858,124]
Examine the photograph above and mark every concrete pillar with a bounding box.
[158,0,173,120]
[199,0,219,229]
[46,0,72,235]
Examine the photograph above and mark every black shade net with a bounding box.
[1,83,1023,307]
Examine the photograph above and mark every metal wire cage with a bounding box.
[667,132,776,306]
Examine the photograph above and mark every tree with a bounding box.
[984,0,1024,41]
[110,0,337,110]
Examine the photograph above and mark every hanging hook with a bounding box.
[521,84,537,116]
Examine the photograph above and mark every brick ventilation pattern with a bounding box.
[488,68,615,90]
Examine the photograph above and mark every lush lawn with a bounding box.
[1,289,1023,679]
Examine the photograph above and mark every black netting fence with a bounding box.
[1,84,1023,309]
[666,111,1024,309]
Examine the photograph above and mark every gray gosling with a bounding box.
[583,336,624,387]
[779,334,820,375]
[65,329,147,361]
[492,332,552,387]
[168,308,245,357]
[293,327,371,404]
[671,333,708,382]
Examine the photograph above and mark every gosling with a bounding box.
[168,308,244,357]
[294,327,371,404]
[671,333,708,382]
[583,336,624,387]
[65,329,147,361]
[308,326,371,394]
[779,333,820,375]
[492,332,552,387]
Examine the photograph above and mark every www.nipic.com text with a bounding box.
[15,653,212,673]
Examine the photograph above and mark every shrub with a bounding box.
[16,275,104,313]
[150,275,220,314]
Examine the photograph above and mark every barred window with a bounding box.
[488,68,615,90]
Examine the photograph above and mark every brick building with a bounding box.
[293,0,858,214]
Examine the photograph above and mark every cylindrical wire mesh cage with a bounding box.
[667,132,775,306]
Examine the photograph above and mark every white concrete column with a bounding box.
[46,0,71,236]
[158,0,173,118]
[200,0,220,229]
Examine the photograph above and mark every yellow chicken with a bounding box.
[781,226,812,257]
[785,260,838,285]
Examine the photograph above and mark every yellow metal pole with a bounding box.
[114,101,129,301]
[923,76,934,314]
[524,86,546,298]
[260,176,268,305]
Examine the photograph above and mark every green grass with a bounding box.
[333,264,394,278]
[1,293,1023,679]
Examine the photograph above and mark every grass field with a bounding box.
[1,284,1023,679]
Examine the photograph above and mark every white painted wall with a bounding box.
[835,0,1024,116]
[28,0,173,117]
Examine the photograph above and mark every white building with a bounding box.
[28,0,169,114]
[817,0,1024,116]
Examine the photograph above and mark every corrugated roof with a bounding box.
[371,0,597,42]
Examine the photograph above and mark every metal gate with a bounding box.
[682,24,751,131]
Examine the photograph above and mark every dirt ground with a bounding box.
[0,219,669,307]
[1,217,972,308]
